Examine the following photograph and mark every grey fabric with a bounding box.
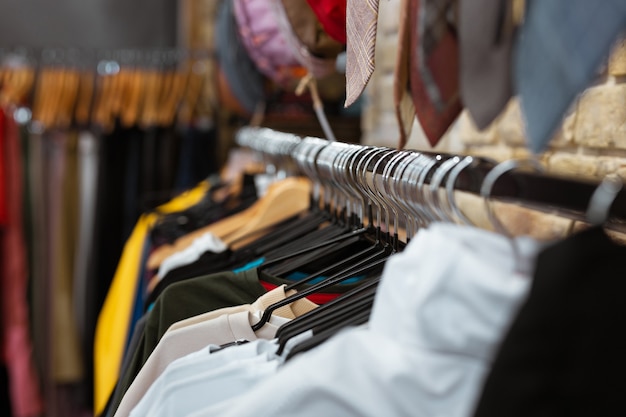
[515,0,626,153]
[73,131,98,352]
[215,0,265,114]
[73,131,101,381]
[459,0,514,129]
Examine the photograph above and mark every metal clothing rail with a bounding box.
[236,126,626,231]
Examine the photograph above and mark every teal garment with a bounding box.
[285,271,366,285]
[232,258,265,273]
[145,252,264,312]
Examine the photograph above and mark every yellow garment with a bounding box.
[93,181,210,415]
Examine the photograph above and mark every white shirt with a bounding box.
[115,308,290,417]
[129,339,279,417]
[190,223,541,417]
[157,232,227,279]
[183,330,315,417]
[114,284,316,417]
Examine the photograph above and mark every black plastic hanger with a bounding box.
[258,226,370,270]
[253,145,414,330]
[235,209,327,256]
[251,254,390,331]
[275,279,380,355]
[283,309,372,361]
[239,145,361,262]
[259,145,392,281]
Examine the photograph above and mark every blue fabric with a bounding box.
[515,0,626,153]
[174,127,218,193]
[123,236,150,357]
[285,271,366,285]
[232,257,266,273]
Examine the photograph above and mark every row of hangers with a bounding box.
[237,126,626,236]
[142,124,626,361]
[0,47,213,130]
[215,126,626,358]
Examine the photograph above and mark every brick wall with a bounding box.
[362,0,626,240]
[459,50,626,181]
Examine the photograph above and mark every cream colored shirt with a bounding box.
[114,285,317,417]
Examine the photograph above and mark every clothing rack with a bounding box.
[0,47,215,131]
[236,126,626,232]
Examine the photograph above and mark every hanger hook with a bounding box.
[586,174,623,226]
[382,150,416,240]
[415,155,441,223]
[480,158,545,237]
[335,144,364,224]
[371,149,399,240]
[329,144,351,220]
[445,156,476,226]
[294,137,329,206]
[355,147,390,233]
[391,152,426,237]
[428,156,463,223]
[403,154,438,227]
[346,145,372,225]
[480,158,545,271]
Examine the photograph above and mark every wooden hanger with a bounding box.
[58,68,80,129]
[109,68,126,121]
[75,70,94,126]
[140,69,161,128]
[120,68,143,127]
[146,176,312,270]
[0,67,6,90]
[177,61,202,125]
[0,67,16,107]
[37,68,52,128]
[103,70,121,131]
[32,68,48,126]
[162,69,188,126]
[50,68,67,128]
[54,68,68,128]
[0,68,12,106]
[91,70,108,129]
[221,177,312,244]
[194,59,215,121]
[0,66,34,109]
[19,67,36,107]
[156,69,175,126]
[0,67,15,106]
[39,68,58,129]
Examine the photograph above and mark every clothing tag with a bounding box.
[209,339,251,354]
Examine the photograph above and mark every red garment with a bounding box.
[0,109,45,417]
[409,0,462,146]
[0,109,8,226]
[305,0,347,44]
[259,280,342,305]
